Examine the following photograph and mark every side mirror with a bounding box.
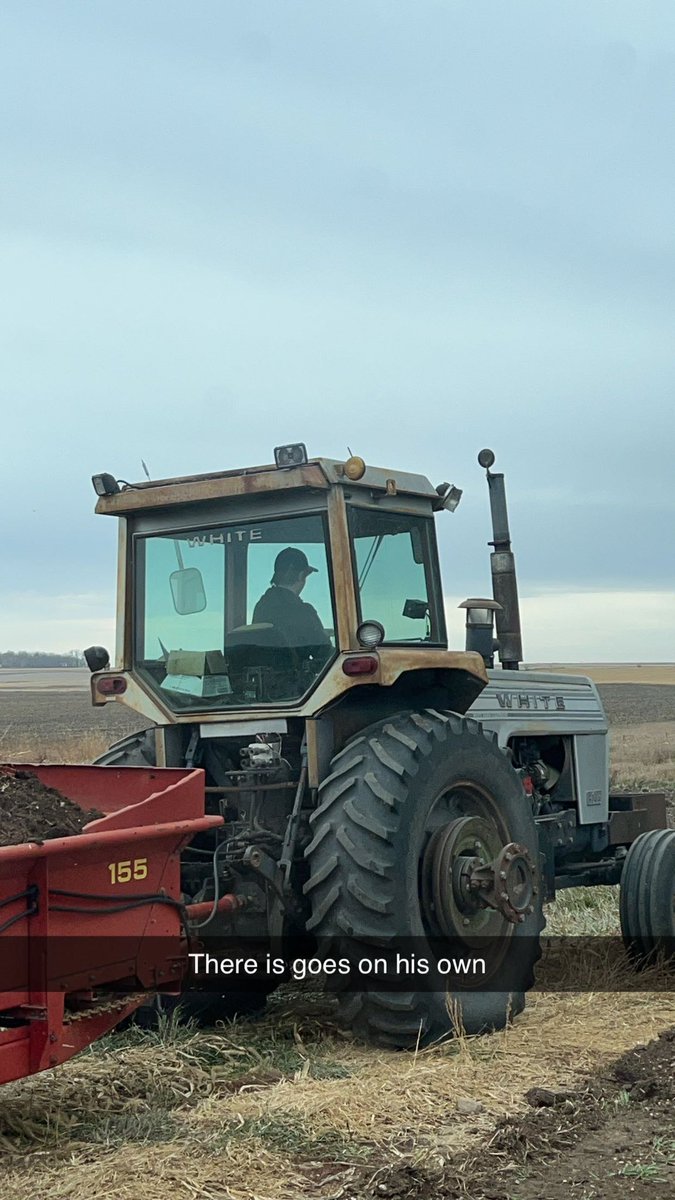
[84,645,110,673]
[170,567,207,615]
[403,598,429,620]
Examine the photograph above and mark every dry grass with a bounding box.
[545,884,620,936]
[611,720,675,793]
[1,988,674,1200]
[0,729,111,764]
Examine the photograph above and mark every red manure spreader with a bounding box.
[0,764,220,1086]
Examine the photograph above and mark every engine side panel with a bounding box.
[467,670,609,823]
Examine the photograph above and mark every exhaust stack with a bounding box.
[478,449,523,671]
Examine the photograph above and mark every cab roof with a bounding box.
[94,457,442,516]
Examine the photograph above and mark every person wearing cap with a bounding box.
[252,548,331,658]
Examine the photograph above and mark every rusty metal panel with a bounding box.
[90,671,174,723]
[154,728,167,767]
[90,646,488,726]
[305,718,335,789]
[318,458,438,499]
[95,458,443,517]
[95,463,329,515]
[114,518,128,668]
[377,647,488,686]
[326,488,359,651]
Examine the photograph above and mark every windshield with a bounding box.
[134,512,335,709]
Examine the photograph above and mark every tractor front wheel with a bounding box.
[620,828,675,964]
[304,709,545,1048]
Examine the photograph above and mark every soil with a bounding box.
[597,683,675,725]
[0,769,103,847]
[0,688,149,744]
[363,1027,675,1200]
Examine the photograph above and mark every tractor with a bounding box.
[84,444,672,1047]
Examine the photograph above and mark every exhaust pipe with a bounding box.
[478,449,523,671]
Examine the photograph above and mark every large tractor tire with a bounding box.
[94,728,268,1025]
[304,709,544,1048]
[620,828,675,964]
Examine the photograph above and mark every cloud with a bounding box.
[446,590,675,662]
[0,2,673,649]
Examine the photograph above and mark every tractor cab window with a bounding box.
[135,513,335,709]
[348,507,444,644]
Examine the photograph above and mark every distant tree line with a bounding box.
[0,650,85,668]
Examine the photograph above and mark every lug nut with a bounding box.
[499,870,507,879]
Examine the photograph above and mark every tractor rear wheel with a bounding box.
[93,728,156,767]
[620,828,675,964]
[304,709,544,1048]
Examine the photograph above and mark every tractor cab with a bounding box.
[89,446,485,731]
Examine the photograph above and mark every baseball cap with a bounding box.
[271,547,318,584]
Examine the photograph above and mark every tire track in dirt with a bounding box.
[359,1027,675,1199]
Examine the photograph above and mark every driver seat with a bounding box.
[226,623,301,700]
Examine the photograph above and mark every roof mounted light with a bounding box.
[274,443,308,468]
[435,482,463,512]
[92,472,120,496]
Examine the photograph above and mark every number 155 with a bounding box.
[108,858,148,884]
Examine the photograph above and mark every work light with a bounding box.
[356,620,385,648]
[92,473,120,496]
[274,443,308,468]
[435,482,463,512]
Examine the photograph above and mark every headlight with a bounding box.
[356,620,385,648]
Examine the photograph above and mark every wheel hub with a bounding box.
[423,816,536,939]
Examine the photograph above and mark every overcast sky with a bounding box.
[1,1,673,661]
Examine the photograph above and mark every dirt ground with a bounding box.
[370,1027,675,1200]
[0,689,149,764]
[0,676,673,1199]
[527,663,675,686]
